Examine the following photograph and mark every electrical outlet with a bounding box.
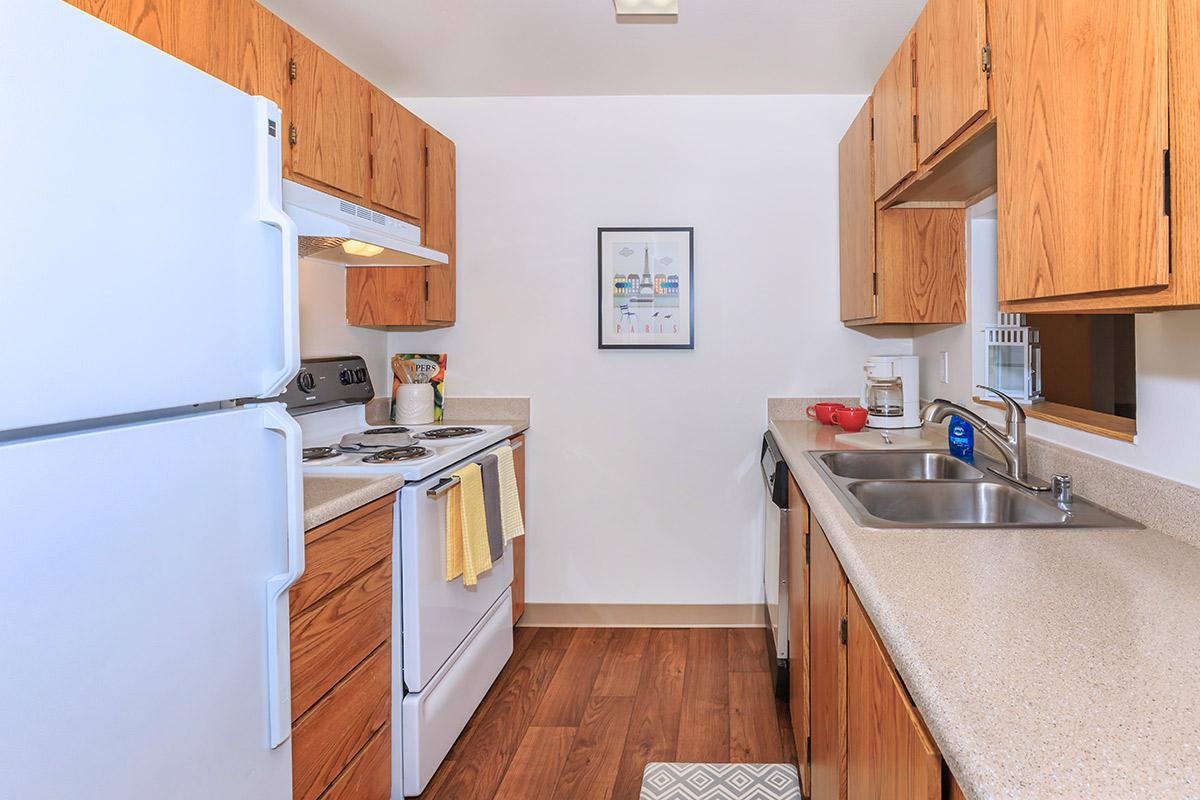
[939,351,950,384]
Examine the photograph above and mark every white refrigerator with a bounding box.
[0,3,302,798]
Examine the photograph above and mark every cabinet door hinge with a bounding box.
[912,114,918,143]
[872,272,878,296]
[288,123,297,148]
[870,116,875,141]
[804,531,810,564]
[1164,149,1172,217]
[910,54,917,87]
[288,58,297,83]
[368,153,374,179]
[838,617,848,645]
[424,279,430,302]
[981,44,992,78]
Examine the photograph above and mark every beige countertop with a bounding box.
[769,418,1200,800]
[303,475,405,531]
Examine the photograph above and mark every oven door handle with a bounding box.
[427,476,460,499]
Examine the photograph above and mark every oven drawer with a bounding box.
[402,590,513,795]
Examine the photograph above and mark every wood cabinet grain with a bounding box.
[286,27,371,201]
[915,0,989,165]
[289,495,393,616]
[345,267,429,327]
[785,477,811,796]
[424,126,458,324]
[809,516,847,800]
[873,34,918,199]
[319,722,392,800]
[290,558,391,721]
[874,207,966,324]
[370,88,425,222]
[292,643,390,800]
[839,99,876,323]
[846,588,941,800]
[994,0,1170,302]
[511,434,527,624]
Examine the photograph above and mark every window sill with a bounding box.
[971,397,1136,443]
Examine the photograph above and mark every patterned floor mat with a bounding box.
[639,762,802,800]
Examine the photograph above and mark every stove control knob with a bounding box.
[297,370,316,392]
[339,368,353,385]
[354,367,367,383]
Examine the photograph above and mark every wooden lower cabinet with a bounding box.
[809,515,848,800]
[511,433,527,624]
[799,501,961,800]
[785,476,811,796]
[847,589,941,800]
[290,494,395,800]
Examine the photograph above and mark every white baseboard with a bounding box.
[517,603,766,628]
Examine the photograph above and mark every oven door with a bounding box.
[399,448,516,693]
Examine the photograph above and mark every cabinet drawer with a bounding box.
[291,558,391,720]
[290,496,393,615]
[292,643,390,800]
[321,722,391,800]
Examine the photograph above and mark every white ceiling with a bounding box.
[258,0,925,97]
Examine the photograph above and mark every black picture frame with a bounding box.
[597,227,695,350]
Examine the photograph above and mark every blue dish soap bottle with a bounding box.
[947,415,975,461]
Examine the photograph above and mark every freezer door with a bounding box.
[0,404,303,799]
[0,2,298,432]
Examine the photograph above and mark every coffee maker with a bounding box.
[861,355,921,429]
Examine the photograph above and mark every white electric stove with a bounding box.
[280,356,517,797]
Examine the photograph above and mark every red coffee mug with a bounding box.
[806,402,847,425]
[830,406,868,433]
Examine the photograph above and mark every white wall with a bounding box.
[387,95,911,606]
[914,197,1200,489]
[297,258,390,391]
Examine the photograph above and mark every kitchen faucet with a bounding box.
[921,386,1050,491]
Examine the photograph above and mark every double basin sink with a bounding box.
[806,450,1141,529]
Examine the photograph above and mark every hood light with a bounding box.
[342,239,385,257]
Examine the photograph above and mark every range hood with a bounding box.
[282,179,448,267]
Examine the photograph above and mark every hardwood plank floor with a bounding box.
[417,627,795,800]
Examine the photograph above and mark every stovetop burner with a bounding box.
[361,446,433,464]
[414,426,486,441]
[362,426,410,435]
[302,447,339,462]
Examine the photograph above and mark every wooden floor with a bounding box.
[417,626,796,800]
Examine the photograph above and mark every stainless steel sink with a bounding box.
[847,480,1069,526]
[819,451,983,480]
[805,449,1142,529]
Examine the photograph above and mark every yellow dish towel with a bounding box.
[444,463,492,586]
[496,446,526,543]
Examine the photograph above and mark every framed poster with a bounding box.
[597,227,694,349]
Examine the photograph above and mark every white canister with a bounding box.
[395,383,435,424]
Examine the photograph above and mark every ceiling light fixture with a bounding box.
[613,0,678,24]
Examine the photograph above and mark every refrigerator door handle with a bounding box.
[255,98,300,399]
[261,403,305,748]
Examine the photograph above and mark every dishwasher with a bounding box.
[759,431,790,698]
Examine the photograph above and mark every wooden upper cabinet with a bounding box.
[423,126,457,324]
[873,34,918,199]
[786,477,811,798]
[840,98,876,323]
[846,588,941,800]
[874,207,966,324]
[915,0,989,164]
[809,516,847,800]
[369,90,425,222]
[994,0,1170,303]
[287,28,371,201]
